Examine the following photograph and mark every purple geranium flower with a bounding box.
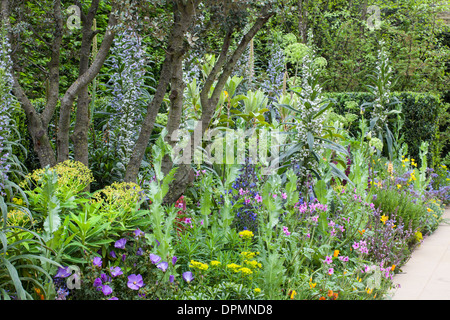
[108,297,119,300]
[134,228,144,239]
[136,247,144,256]
[169,275,174,283]
[93,277,102,288]
[110,251,117,258]
[157,261,168,272]
[93,256,102,268]
[182,271,194,283]
[102,285,113,296]
[149,253,161,264]
[127,274,144,290]
[114,238,127,249]
[55,266,72,278]
[101,273,111,283]
[172,256,178,266]
[110,266,123,277]
[122,254,126,262]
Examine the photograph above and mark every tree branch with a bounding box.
[57,6,118,162]
[42,0,63,128]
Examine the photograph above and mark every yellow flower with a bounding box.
[238,267,253,275]
[244,259,261,269]
[366,288,373,294]
[309,282,317,289]
[241,251,258,259]
[7,209,32,227]
[333,250,339,258]
[189,260,209,271]
[254,288,261,293]
[380,215,389,224]
[415,231,423,242]
[12,198,23,206]
[238,230,254,240]
[289,290,297,299]
[226,263,242,272]
[427,208,433,212]
[397,184,401,189]
[210,260,221,267]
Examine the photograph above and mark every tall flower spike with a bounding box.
[106,23,149,168]
[0,28,15,196]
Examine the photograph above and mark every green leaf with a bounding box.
[314,180,327,205]
[1,256,27,300]
[306,132,315,150]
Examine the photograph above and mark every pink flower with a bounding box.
[244,198,251,205]
[282,193,287,199]
[323,256,333,264]
[239,188,245,195]
[184,218,192,224]
[255,194,263,203]
[311,215,319,223]
[328,268,334,275]
[352,242,359,250]
[272,194,277,199]
[282,226,291,236]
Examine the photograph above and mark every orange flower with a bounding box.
[333,250,339,258]
[391,265,396,271]
[327,290,334,297]
[358,229,365,235]
[319,296,326,300]
[333,292,339,300]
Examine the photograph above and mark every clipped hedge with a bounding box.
[323,92,445,166]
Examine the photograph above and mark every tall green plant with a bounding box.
[362,40,402,160]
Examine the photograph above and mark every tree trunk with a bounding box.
[124,0,199,182]
[162,10,274,205]
[57,8,118,163]
[73,1,100,170]
[298,0,308,43]
[1,0,60,168]
[12,81,56,168]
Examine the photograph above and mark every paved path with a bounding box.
[388,206,450,300]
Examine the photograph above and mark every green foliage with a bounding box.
[323,91,444,167]
[0,224,60,300]
[372,186,424,237]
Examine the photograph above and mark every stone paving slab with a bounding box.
[389,206,450,300]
